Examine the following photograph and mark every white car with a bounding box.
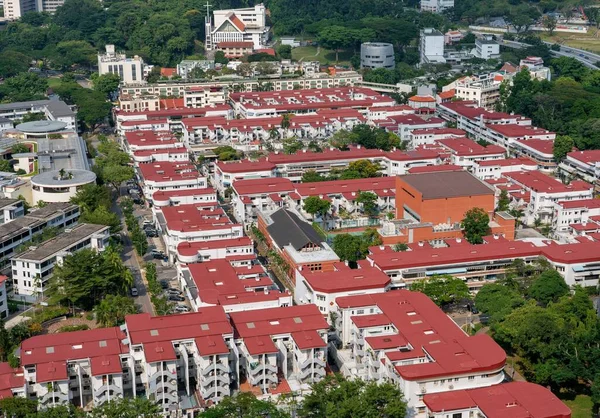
[174,305,190,313]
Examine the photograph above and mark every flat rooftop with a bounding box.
[400,171,493,199]
[14,223,108,262]
[0,198,20,210]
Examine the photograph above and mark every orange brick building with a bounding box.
[388,171,514,243]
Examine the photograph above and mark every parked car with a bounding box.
[145,230,158,238]
[167,288,182,295]
[174,305,190,313]
[143,223,155,230]
[130,287,139,297]
[168,294,185,302]
[160,280,169,289]
[150,250,165,259]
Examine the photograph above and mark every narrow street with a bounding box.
[113,186,154,315]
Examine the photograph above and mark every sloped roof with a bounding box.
[266,209,323,251]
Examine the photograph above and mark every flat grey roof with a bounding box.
[36,134,90,171]
[0,99,75,118]
[0,198,20,210]
[31,169,96,187]
[0,217,43,242]
[400,171,494,199]
[27,202,79,220]
[16,120,67,133]
[14,223,108,262]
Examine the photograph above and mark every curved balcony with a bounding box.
[248,362,277,377]
[200,385,229,400]
[39,390,69,405]
[149,377,177,394]
[248,373,277,387]
[298,365,326,381]
[94,387,123,405]
[299,357,326,371]
[201,362,228,376]
[200,372,229,386]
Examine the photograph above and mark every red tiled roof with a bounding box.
[487,124,554,138]
[90,355,123,376]
[407,164,463,174]
[256,48,276,56]
[423,382,571,418]
[195,336,230,356]
[229,14,246,31]
[160,98,184,109]
[160,68,177,77]
[438,138,505,156]
[302,266,390,293]
[177,237,252,256]
[233,177,295,196]
[505,171,592,194]
[558,198,600,210]
[217,41,253,48]
[144,341,177,363]
[437,89,455,99]
[291,330,327,350]
[409,95,436,103]
[476,157,537,167]
[152,187,215,203]
[36,361,68,383]
[567,149,600,165]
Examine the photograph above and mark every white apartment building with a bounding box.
[176,236,253,264]
[0,198,25,225]
[503,170,593,224]
[420,0,454,12]
[177,60,215,79]
[420,29,446,64]
[560,150,600,189]
[98,45,145,85]
[183,86,227,108]
[472,157,537,180]
[0,203,79,269]
[0,100,77,131]
[205,4,269,51]
[11,223,110,299]
[451,74,503,109]
[331,291,506,417]
[0,276,8,319]
[8,293,572,414]
[3,0,63,19]
[136,162,208,202]
[294,263,390,316]
[153,204,243,263]
[553,198,600,233]
[475,38,500,59]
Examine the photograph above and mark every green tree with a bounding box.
[318,26,353,62]
[343,160,381,179]
[11,143,31,155]
[474,283,524,324]
[0,73,48,102]
[0,397,38,418]
[332,234,363,264]
[80,206,121,234]
[89,397,161,418]
[303,196,331,218]
[277,44,292,59]
[543,15,557,36]
[199,392,288,418]
[301,374,407,418]
[282,137,303,154]
[0,50,31,78]
[101,165,134,191]
[70,184,112,213]
[0,160,14,173]
[410,276,470,307]
[355,191,379,217]
[52,40,97,70]
[214,146,241,161]
[301,170,326,183]
[91,72,121,98]
[528,269,569,307]
[94,294,139,327]
[393,243,409,252]
[496,189,510,212]
[461,207,491,244]
[329,129,353,150]
[46,247,132,311]
[553,135,574,163]
[214,50,228,65]
[31,404,85,418]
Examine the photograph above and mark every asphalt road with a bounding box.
[500,39,599,69]
[113,187,154,315]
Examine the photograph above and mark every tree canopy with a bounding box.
[461,208,491,245]
[332,228,382,266]
[303,196,331,218]
[410,275,470,307]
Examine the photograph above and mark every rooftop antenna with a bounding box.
[205,0,212,17]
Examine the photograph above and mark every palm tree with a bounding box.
[508,208,524,227]
[533,216,542,228]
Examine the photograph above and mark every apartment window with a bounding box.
[468,376,475,380]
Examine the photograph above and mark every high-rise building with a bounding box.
[98,45,145,85]
[420,28,446,64]
[205,3,270,52]
[4,0,64,20]
[420,0,454,13]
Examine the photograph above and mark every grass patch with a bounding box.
[291,46,354,66]
[47,78,63,89]
[58,324,90,333]
[540,28,600,54]
[562,394,593,418]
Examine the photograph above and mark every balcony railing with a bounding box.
[298,365,326,381]
[93,384,122,399]
[39,390,69,405]
[248,372,277,386]
[148,377,177,394]
[299,357,326,370]
[201,362,228,376]
[248,362,277,377]
[200,372,229,386]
